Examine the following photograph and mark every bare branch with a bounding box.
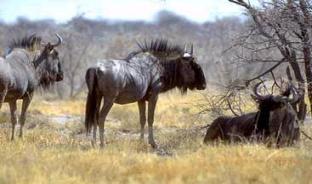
[246,57,286,85]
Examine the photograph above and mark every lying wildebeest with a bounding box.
[85,39,206,148]
[0,34,63,140]
[203,82,300,147]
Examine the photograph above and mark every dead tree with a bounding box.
[228,0,311,120]
[60,32,92,98]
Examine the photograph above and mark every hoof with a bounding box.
[149,141,158,149]
[100,143,105,149]
[91,141,96,148]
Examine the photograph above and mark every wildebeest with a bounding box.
[0,34,63,140]
[85,39,206,148]
[203,82,300,147]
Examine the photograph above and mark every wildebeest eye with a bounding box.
[187,57,195,63]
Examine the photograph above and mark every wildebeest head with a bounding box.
[251,81,299,136]
[251,81,298,111]
[179,44,206,91]
[133,39,206,93]
[37,34,63,87]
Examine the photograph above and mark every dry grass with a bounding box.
[0,91,312,184]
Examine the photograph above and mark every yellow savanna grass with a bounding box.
[0,91,311,184]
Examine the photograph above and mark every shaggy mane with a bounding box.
[126,39,184,60]
[8,34,42,54]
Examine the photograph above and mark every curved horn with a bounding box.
[184,44,187,53]
[252,81,265,100]
[52,33,63,47]
[190,44,193,55]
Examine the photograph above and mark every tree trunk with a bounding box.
[287,49,307,122]
[299,0,312,116]
[288,59,307,122]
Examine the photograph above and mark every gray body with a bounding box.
[85,40,206,148]
[0,49,38,101]
[95,53,160,104]
[0,34,63,140]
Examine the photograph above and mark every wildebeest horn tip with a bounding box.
[53,33,63,47]
[252,81,265,99]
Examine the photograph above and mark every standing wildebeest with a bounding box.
[0,34,63,140]
[85,40,206,148]
[203,82,300,147]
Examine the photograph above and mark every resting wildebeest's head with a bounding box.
[252,82,296,111]
[251,82,299,136]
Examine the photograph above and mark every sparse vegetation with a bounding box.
[1,1,312,183]
[0,91,311,184]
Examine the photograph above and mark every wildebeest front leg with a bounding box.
[19,93,33,138]
[148,95,158,148]
[138,100,146,139]
[9,101,17,141]
[98,98,114,148]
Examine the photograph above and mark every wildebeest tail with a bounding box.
[85,67,98,134]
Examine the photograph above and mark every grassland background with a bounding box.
[0,91,311,184]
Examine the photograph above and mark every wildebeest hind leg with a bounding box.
[9,101,17,141]
[138,100,146,140]
[98,97,114,148]
[19,93,33,138]
[92,96,102,147]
